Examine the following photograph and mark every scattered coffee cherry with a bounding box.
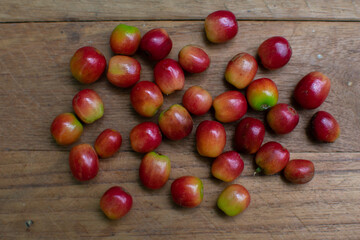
[294,72,331,109]
[205,10,238,43]
[94,129,122,158]
[72,89,104,124]
[267,103,299,134]
[100,186,133,220]
[213,91,247,123]
[178,45,210,73]
[50,113,83,145]
[130,81,164,117]
[225,52,258,89]
[154,58,185,95]
[158,104,193,141]
[70,46,106,84]
[107,55,141,88]
[182,86,212,116]
[311,111,340,142]
[171,176,203,208]
[196,120,226,158]
[258,36,292,70]
[234,117,265,154]
[246,78,279,111]
[217,184,250,216]
[255,141,290,175]
[69,143,99,181]
[211,151,244,182]
[110,24,141,55]
[140,28,172,61]
[130,122,162,153]
[139,152,171,189]
[284,159,315,184]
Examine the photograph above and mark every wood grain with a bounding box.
[0,21,359,152]
[0,20,360,239]
[1,0,360,22]
[1,151,360,239]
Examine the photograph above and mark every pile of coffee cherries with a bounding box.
[50,10,340,219]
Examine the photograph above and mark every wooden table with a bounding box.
[1,1,360,239]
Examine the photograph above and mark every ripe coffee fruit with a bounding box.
[50,113,83,145]
[284,159,315,184]
[246,78,278,111]
[69,143,99,181]
[211,151,244,182]
[266,103,299,134]
[217,184,250,216]
[178,45,210,73]
[72,89,104,124]
[130,81,163,117]
[294,72,331,109]
[255,141,290,175]
[158,104,193,141]
[70,46,106,84]
[182,86,212,116]
[311,111,340,142]
[100,186,133,220]
[204,10,238,43]
[171,176,203,208]
[213,91,247,123]
[110,24,141,55]
[107,55,141,88]
[234,117,265,154]
[130,122,162,153]
[94,129,122,158]
[196,120,226,158]
[140,28,172,61]
[258,36,292,70]
[225,52,258,89]
[154,58,185,95]
[139,152,171,189]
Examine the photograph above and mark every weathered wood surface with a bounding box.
[1,0,360,22]
[0,21,359,152]
[0,18,360,240]
[1,151,360,239]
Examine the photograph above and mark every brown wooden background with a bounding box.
[1,1,359,239]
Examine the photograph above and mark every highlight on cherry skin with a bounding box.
[100,186,133,220]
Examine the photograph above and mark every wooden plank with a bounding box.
[0,151,359,239]
[0,21,359,153]
[0,20,359,239]
[1,0,360,22]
